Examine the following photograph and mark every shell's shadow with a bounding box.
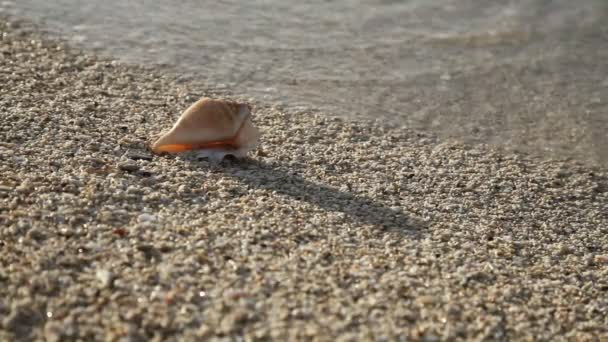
[208,157,425,238]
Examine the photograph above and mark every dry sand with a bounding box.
[1,18,608,341]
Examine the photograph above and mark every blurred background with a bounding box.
[2,0,607,166]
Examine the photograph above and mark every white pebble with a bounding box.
[96,269,113,288]
[138,213,157,223]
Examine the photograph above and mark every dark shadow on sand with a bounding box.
[210,158,424,237]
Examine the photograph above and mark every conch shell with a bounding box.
[151,97,260,160]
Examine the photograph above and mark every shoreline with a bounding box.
[1,16,608,340]
[3,7,608,168]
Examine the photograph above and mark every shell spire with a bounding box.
[151,97,260,159]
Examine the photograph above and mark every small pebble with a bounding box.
[138,213,157,223]
[118,162,139,172]
[594,255,608,264]
[125,151,153,161]
[96,269,114,288]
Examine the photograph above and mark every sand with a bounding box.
[4,0,607,167]
[1,17,607,341]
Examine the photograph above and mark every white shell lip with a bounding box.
[150,97,260,159]
[194,147,249,162]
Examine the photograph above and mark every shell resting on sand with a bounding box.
[151,97,260,160]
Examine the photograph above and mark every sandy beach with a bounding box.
[1,17,608,341]
[3,0,608,166]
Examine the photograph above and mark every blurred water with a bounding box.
[2,0,607,165]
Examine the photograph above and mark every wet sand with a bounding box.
[1,18,608,340]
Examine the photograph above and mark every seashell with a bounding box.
[151,97,260,160]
